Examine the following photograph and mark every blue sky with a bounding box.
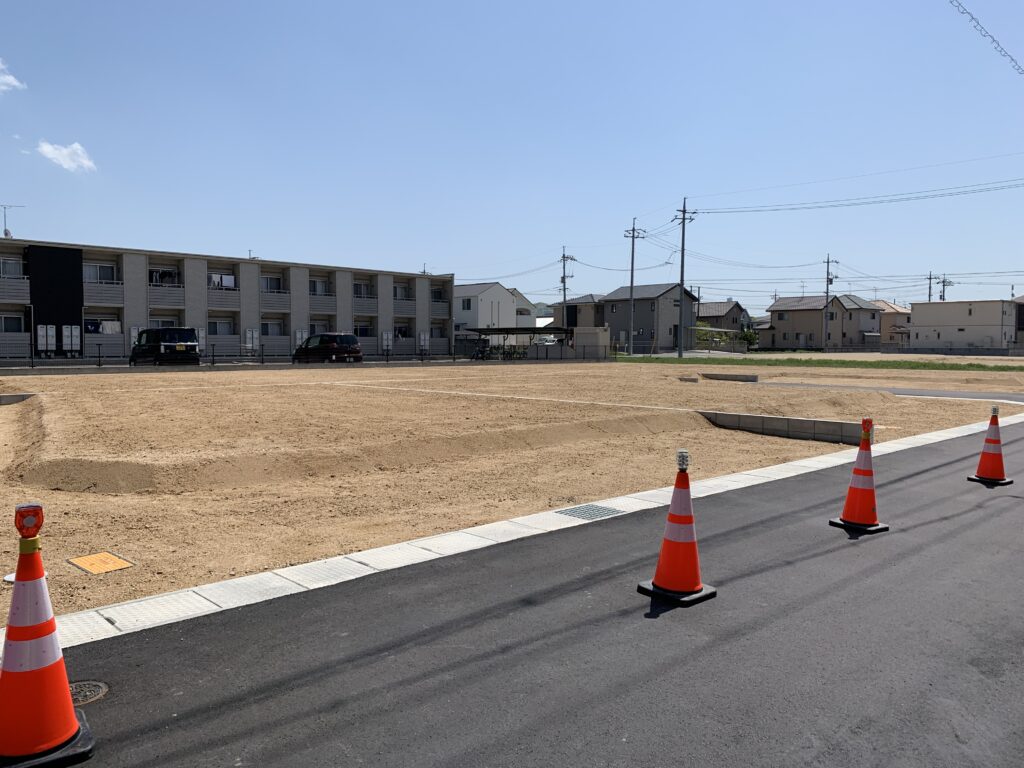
[2,1,1022,313]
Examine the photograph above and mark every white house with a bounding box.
[454,282,517,345]
[909,300,1020,351]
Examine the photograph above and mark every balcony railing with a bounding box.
[0,276,31,303]
[353,296,378,315]
[208,286,241,310]
[309,293,337,314]
[393,299,417,316]
[260,290,291,312]
[430,300,450,318]
[83,280,124,305]
[148,284,185,308]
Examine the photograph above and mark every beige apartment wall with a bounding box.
[909,300,1016,349]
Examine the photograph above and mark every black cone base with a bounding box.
[0,709,95,767]
[829,517,890,535]
[967,475,1013,487]
[637,580,717,606]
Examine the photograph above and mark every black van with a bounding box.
[292,333,363,363]
[129,327,201,366]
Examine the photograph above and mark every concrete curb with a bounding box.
[31,410,1024,650]
[700,372,759,382]
[698,410,863,444]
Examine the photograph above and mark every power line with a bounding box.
[459,260,560,282]
[948,0,1024,76]
[698,177,1024,214]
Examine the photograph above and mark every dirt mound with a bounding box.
[14,410,712,494]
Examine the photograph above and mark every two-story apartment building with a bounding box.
[0,238,453,359]
[601,283,698,353]
[698,300,750,332]
[908,300,1020,351]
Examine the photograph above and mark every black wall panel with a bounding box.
[25,245,84,354]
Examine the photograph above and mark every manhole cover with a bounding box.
[70,681,109,706]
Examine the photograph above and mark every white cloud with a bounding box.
[37,140,97,172]
[0,59,27,93]
[19,149,30,155]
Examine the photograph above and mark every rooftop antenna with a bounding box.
[1,204,25,238]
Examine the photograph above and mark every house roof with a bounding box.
[454,282,503,297]
[698,300,743,318]
[871,299,911,314]
[508,288,536,309]
[551,293,605,306]
[602,283,698,302]
[834,294,879,311]
[767,295,828,312]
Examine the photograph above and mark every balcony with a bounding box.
[208,286,241,310]
[0,276,30,303]
[260,290,291,312]
[393,299,417,317]
[430,301,450,319]
[353,295,378,315]
[260,336,292,357]
[309,293,337,314]
[149,284,185,308]
[83,281,124,306]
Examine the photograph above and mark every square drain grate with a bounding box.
[554,504,623,521]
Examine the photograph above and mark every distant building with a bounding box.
[509,288,537,334]
[909,300,1021,351]
[454,282,516,344]
[824,294,880,349]
[600,283,698,353]
[758,294,879,350]
[872,300,912,349]
[698,300,750,331]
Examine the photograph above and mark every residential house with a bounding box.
[824,294,881,349]
[552,294,605,330]
[872,300,912,349]
[601,283,698,353]
[908,300,1020,351]
[453,282,516,345]
[698,300,750,331]
[509,288,537,339]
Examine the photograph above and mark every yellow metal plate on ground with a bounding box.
[68,552,133,575]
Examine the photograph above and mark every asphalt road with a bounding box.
[762,381,1024,404]
[66,426,1024,767]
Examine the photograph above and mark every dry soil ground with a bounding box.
[0,362,1019,614]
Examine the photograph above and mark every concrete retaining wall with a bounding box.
[0,393,35,405]
[700,372,759,383]
[697,410,862,444]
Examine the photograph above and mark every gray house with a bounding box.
[698,300,750,331]
[601,283,698,353]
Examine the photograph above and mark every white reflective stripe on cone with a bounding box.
[6,577,55,627]
[667,489,692,514]
[982,444,1003,454]
[663,520,697,543]
[849,473,875,490]
[1,633,63,673]
[988,424,1001,441]
[853,449,873,472]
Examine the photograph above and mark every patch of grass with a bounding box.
[615,355,1024,372]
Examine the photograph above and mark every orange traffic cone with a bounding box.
[637,450,717,606]
[967,406,1014,487]
[829,418,890,535]
[0,503,95,766]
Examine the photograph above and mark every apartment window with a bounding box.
[937,332,941,340]
[393,321,412,339]
[431,287,445,302]
[430,324,447,339]
[611,304,617,314]
[84,318,121,334]
[828,311,835,321]
[309,321,329,335]
[915,332,919,339]
[149,267,179,286]
[149,317,178,328]
[650,302,656,311]
[782,332,789,340]
[808,333,814,341]
[353,318,374,337]
[393,284,411,300]
[0,314,24,333]
[957,328,965,332]
[848,312,853,321]
[461,298,472,311]
[732,316,737,324]
[870,312,876,320]
[827,332,831,341]
[260,320,285,336]
[309,278,330,296]
[207,319,235,336]
[83,263,117,283]
[353,282,374,298]
[968,308,973,316]
[0,258,24,278]
[260,276,284,292]
[208,273,237,289]
[778,312,787,320]
[842,332,847,338]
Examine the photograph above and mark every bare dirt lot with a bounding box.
[1,362,1019,614]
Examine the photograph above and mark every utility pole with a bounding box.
[1,204,25,238]
[624,218,646,355]
[823,253,839,350]
[927,270,933,302]
[674,199,695,357]
[939,274,953,301]
[559,246,575,326]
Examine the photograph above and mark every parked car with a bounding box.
[129,327,201,366]
[292,333,363,363]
